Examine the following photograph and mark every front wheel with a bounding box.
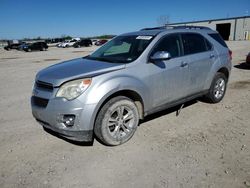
[94,96,139,146]
[205,72,227,103]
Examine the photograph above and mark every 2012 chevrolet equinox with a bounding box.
[31,26,232,146]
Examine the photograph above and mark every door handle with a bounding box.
[210,54,215,59]
[180,61,188,67]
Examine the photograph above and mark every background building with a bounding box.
[167,16,250,41]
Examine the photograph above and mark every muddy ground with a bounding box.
[0,41,249,188]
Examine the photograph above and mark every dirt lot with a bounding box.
[0,42,250,188]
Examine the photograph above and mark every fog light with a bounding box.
[63,115,75,127]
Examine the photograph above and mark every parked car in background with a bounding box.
[91,39,98,44]
[18,43,29,51]
[31,26,231,146]
[246,52,250,65]
[73,39,92,48]
[95,39,108,46]
[23,42,48,52]
[4,43,24,51]
[58,38,80,48]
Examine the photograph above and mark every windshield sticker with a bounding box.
[136,36,153,40]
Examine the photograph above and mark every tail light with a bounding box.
[229,50,232,60]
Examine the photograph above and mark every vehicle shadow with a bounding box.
[234,62,250,70]
[43,127,94,146]
[140,99,198,124]
[43,98,200,145]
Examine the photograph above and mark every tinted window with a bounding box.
[152,34,181,58]
[208,33,228,48]
[205,38,212,50]
[182,33,207,55]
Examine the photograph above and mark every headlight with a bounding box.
[56,78,91,100]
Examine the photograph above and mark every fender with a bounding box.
[86,75,150,107]
[203,52,231,90]
[84,75,151,126]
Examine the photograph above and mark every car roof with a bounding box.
[121,26,216,37]
[121,29,164,36]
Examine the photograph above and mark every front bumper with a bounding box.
[37,119,93,142]
[31,96,97,142]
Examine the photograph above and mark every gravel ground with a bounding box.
[0,42,249,188]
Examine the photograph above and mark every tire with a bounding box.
[41,47,45,51]
[94,96,139,146]
[205,72,227,103]
[28,48,31,52]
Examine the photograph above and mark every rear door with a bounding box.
[181,33,214,95]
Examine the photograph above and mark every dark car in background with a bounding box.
[73,39,92,48]
[246,52,250,65]
[4,43,24,51]
[95,39,108,46]
[23,42,48,52]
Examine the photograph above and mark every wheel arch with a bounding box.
[217,67,229,80]
[95,89,145,121]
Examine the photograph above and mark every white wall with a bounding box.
[169,17,250,40]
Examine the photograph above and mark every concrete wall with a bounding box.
[168,17,250,41]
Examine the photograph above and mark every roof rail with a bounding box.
[172,25,212,30]
[140,26,166,31]
[140,25,212,31]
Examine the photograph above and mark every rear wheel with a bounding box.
[205,72,227,103]
[94,96,139,146]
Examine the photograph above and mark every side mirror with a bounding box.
[150,51,171,62]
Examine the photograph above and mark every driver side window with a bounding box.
[152,34,181,58]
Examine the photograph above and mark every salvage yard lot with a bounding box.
[0,42,250,188]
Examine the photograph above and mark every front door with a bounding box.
[146,34,190,108]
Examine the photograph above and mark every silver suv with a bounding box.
[31,26,232,146]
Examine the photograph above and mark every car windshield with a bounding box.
[86,35,154,63]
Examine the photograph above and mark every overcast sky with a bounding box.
[0,0,249,39]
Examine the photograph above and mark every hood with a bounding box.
[36,58,125,86]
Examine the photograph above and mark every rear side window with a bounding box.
[182,33,207,55]
[208,33,228,48]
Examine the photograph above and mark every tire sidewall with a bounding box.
[95,97,139,146]
[209,73,227,103]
